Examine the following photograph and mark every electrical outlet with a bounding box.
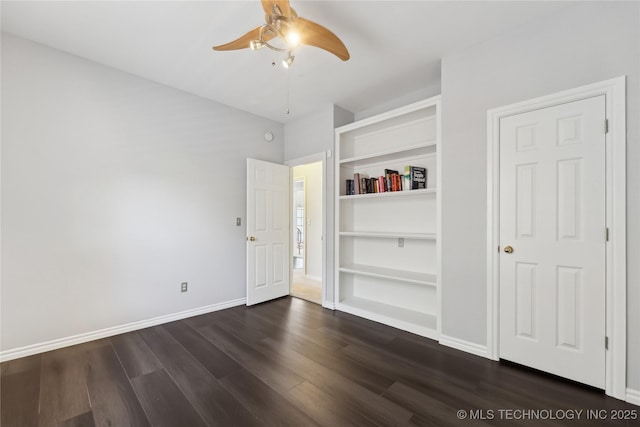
[398,238,404,248]
[181,282,188,292]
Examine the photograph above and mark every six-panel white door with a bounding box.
[499,96,606,388]
[246,158,290,306]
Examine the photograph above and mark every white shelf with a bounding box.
[337,297,438,338]
[339,231,436,240]
[335,95,441,340]
[340,188,436,200]
[340,141,436,167]
[339,264,437,287]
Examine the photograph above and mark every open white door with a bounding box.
[246,158,290,305]
[499,96,606,388]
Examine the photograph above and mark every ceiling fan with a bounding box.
[212,0,350,67]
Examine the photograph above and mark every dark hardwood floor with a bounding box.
[1,297,637,426]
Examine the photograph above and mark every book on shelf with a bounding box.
[409,166,427,189]
[369,177,377,193]
[346,179,354,196]
[347,169,419,196]
[403,167,411,191]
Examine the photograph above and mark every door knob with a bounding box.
[248,236,256,241]
[504,245,514,253]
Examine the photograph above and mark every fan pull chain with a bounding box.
[286,68,291,115]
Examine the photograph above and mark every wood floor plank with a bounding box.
[257,336,414,425]
[261,327,394,394]
[480,361,630,411]
[383,381,493,427]
[38,346,91,427]
[202,308,270,345]
[285,381,379,427]
[1,353,42,377]
[219,369,320,426]
[340,341,504,411]
[384,335,489,386]
[243,303,350,352]
[83,340,150,427]
[110,331,163,379]
[1,355,41,427]
[139,325,261,427]
[58,411,96,427]
[258,297,333,329]
[130,369,207,427]
[163,320,243,379]
[195,323,304,394]
[341,335,492,393]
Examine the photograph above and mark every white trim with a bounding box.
[486,76,627,399]
[0,298,246,362]
[322,301,336,310]
[286,152,328,307]
[284,152,327,168]
[304,274,322,282]
[626,388,640,406]
[335,95,441,134]
[439,335,490,359]
[435,97,442,336]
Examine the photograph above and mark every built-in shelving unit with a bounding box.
[334,96,441,339]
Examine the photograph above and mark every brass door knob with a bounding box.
[248,236,256,241]
[504,245,514,254]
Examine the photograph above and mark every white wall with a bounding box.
[0,34,284,352]
[293,162,323,279]
[354,82,441,121]
[284,105,354,304]
[440,2,639,389]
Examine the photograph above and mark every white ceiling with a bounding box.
[1,1,573,123]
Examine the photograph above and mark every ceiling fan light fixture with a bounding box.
[282,53,295,68]
[212,1,350,62]
[249,39,265,51]
[285,30,301,48]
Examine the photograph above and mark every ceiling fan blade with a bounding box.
[261,0,292,18]
[212,26,274,51]
[296,17,350,61]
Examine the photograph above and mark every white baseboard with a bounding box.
[0,297,246,362]
[439,334,491,359]
[305,274,322,282]
[322,300,336,310]
[627,388,640,406]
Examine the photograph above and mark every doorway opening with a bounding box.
[290,160,323,305]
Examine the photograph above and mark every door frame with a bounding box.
[285,152,327,305]
[486,76,626,399]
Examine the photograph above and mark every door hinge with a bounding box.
[497,245,500,253]
[606,227,609,242]
[604,119,609,134]
[605,336,609,350]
